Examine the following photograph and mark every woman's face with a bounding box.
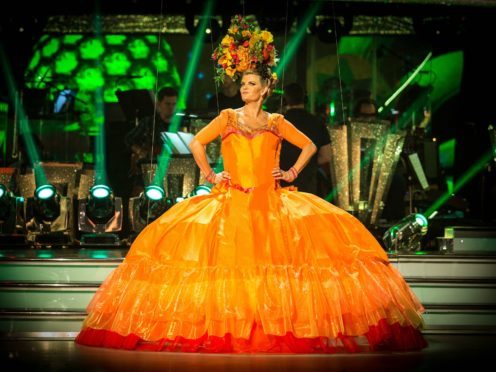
[240,73,268,102]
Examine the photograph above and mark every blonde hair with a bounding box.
[243,68,278,98]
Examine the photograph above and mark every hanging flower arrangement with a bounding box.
[212,15,278,84]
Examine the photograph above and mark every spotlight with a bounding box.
[185,15,221,43]
[0,184,11,221]
[33,184,60,222]
[25,183,71,246]
[0,184,26,243]
[139,185,174,222]
[77,184,123,246]
[128,185,175,241]
[145,185,165,201]
[188,184,212,197]
[310,16,352,44]
[382,213,428,253]
[87,185,115,224]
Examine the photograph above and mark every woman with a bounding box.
[75,66,426,353]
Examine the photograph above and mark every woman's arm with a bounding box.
[273,118,317,182]
[188,110,231,184]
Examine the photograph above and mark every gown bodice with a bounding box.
[221,110,282,189]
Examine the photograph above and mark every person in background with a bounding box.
[124,86,179,196]
[279,82,332,197]
[208,76,244,111]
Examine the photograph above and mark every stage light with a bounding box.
[35,184,56,200]
[128,185,174,240]
[90,184,111,199]
[139,193,174,222]
[0,184,25,239]
[382,213,428,253]
[78,183,123,246]
[310,16,352,44]
[185,15,221,43]
[33,184,60,222]
[24,182,72,246]
[144,185,165,201]
[188,184,212,197]
[87,185,115,225]
[0,184,7,199]
[0,184,10,222]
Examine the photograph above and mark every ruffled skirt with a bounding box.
[75,184,427,353]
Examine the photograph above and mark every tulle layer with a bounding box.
[77,256,424,348]
[76,320,426,353]
[76,186,426,352]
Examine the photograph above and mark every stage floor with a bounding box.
[2,334,495,371]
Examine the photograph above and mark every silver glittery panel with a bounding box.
[0,168,17,190]
[78,171,95,200]
[349,120,389,209]
[42,162,83,198]
[16,174,36,199]
[373,133,406,223]
[16,162,83,199]
[328,119,407,224]
[328,125,351,210]
[142,156,199,197]
[371,132,406,223]
[44,15,189,34]
[350,16,414,35]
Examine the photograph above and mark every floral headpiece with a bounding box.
[212,15,278,85]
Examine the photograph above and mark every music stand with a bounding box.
[115,89,155,124]
[402,151,430,215]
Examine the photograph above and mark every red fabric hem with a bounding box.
[75,319,427,353]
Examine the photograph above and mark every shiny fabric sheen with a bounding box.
[76,109,426,352]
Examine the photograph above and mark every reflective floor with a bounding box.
[2,334,495,372]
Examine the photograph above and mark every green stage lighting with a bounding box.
[87,185,115,225]
[0,184,25,243]
[144,185,165,201]
[0,184,13,222]
[90,184,111,199]
[35,184,56,200]
[33,184,60,222]
[139,193,174,222]
[188,184,212,197]
[382,213,428,253]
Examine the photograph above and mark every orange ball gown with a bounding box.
[75,109,427,353]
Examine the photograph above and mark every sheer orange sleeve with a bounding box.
[278,117,313,149]
[194,109,229,145]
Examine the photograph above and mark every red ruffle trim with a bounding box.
[75,320,427,353]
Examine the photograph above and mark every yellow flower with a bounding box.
[225,65,236,77]
[218,53,232,66]
[260,30,273,43]
[242,30,251,38]
[221,35,234,46]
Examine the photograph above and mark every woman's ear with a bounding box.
[261,86,269,98]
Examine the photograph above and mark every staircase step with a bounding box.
[0,260,119,284]
[422,305,496,333]
[408,278,496,306]
[0,311,85,339]
[390,254,496,279]
[0,284,98,311]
